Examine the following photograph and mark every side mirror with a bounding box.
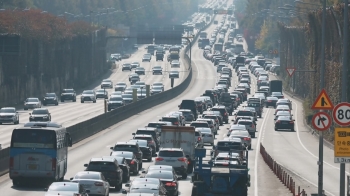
[110,147,114,150]
[70,177,73,180]
[83,164,88,167]
[125,183,130,187]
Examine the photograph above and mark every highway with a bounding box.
[0,44,188,148]
[0,9,294,195]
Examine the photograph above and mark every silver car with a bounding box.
[236,119,256,138]
[227,124,247,136]
[115,82,127,92]
[0,107,19,125]
[24,97,41,110]
[81,90,96,103]
[70,171,110,196]
[196,118,216,134]
[196,127,214,145]
[229,130,252,150]
[101,79,113,89]
[155,148,188,179]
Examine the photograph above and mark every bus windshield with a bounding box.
[11,129,56,149]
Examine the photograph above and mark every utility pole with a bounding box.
[340,0,348,195]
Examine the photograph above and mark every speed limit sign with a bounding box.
[333,102,350,126]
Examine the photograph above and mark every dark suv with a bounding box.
[220,92,234,115]
[110,142,143,169]
[247,102,263,118]
[135,127,160,151]
[178,99,198,120]
[211,106,229,124]
[42,93,59,106]
[60,89,76,102]
[84,157,123,190]
[160,116,180,126]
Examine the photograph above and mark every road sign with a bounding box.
[332,102,350,126]
[312,112,332,131]
[311,89,334,110]
[286,67,296,77]
[334,128,350,163]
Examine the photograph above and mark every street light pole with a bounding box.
[340,1,348,195]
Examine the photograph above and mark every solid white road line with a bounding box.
[254,108,270,196]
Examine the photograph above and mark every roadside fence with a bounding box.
[260,143,307,196]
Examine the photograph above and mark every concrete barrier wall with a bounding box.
[0,14,215,177]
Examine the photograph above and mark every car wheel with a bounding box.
[0,122,2,125]
[81,101,84,103]
[55,102,58,106]
[251,134,255,138]
[291,129,295,132]
[73,99,76,102]
[274,128,278,131]
[93,100,96,103]
[12,180,20,186]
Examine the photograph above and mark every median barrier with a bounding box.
[0,14,214,177]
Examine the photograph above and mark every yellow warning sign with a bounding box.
[311,89,334,110]
[334,128,350,157]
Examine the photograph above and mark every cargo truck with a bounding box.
[160,126,197,173]
[269,80,283,95]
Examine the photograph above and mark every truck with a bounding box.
[213,43,223,53]
[167,51,180,62]
[191,148,250,196]
[160,126,197,173]
[147,45,156,55]
[156,51,164,61]
[269,80,283,95]
[234,44,244,54]
[199,32,207,39]
[198,38,210,49]
[234,56,245,70]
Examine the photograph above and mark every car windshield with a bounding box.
[74,173,100,180]
[87,161,116,171]
[152,86,163,90]
[129,140,148,147]
[32,109,48,114]
[48,183,78,191]
[145,171,173,180]
[231,131,249,137]
[153,83,163,86]
[0,108,15,113]
[96,89,105,93]
[117,82,126,86]
[136,82,145,85]
[83,90,93,94]
[122,94,133,98]
[111,151,133,159]
[26,98,38,102]
[110,97,123,101]
[196,128,211,134]
[45,93,56,97]
[272,92,283,95]
[236,111,252,116]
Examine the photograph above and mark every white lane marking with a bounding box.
[254,108,270,196]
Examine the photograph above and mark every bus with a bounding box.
[9,122,72,186]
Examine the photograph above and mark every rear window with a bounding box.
[162,117,177,122]
[145,172,173,180]
[212,108,225,114]
[147,123,163,128]
[136,130,156,137]
[87,162,116,171]
[114,144,137,152]
[134,136,152,141]
[190,122,209,128]
[180,100,196,108]
[236,111,253,116]
[248,103,260,107]
[199,120,213,125]
[217,142,242,151]
[238,121,253,126]
[158,151,184,157]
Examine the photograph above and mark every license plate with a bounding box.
[282,122,288,124]
[82,184,92,188]
[28,164,37,170]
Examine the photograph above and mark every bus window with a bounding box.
[11,129,56,149]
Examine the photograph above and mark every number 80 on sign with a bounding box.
[332,102,350,126]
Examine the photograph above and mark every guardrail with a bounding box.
[0,14,215,177]
[260,143,307,196]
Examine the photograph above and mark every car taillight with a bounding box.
[174,122,179,125]
[276,120,281,123]
[224,112,227,116]
[155,157,164,161]
[52,158,56,171]
[130,160,135,164]
[165,182,177,187]
[268,100,272,102]
[148,141,154,144]
[251,124,255,128]
[198,137,202,141]
[94,182,104,186]
[178,157,187,162]
[9,157,14,169]
[290,121,294,124]
[244,137,251,141]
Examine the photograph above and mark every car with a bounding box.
[111,53,122,61]
[151,86,163,95]
[236,119,256,138]
[152,66,163,75]
[131,62,140,69]
[274,111,293,121]
[197,118,216,135]
[42,93,59,106]
[60,89,76,102]
[132,134,157,156]
[122,178,167,195]
[110,142,143,169]
[211,139,246,159]
[106,156,130,183]
[110,151,140,176]
[29,108,51,122]
[135,127,160,150]
[178,109,194,122]
[265,96,279,108]
[142,53,152,62]
[195,129,204,148]
[122,93,133,104]
[110,91,123,97]
[227,124,247,136]
[129,139,153,162]
[114,82,127,92]
[135,81,146,89]
[95,89,108,99]
[107,96,124,111]
[271,91,284,99]
[45,182,89,196]
[122,63,132,71]
[152,82,164,91]
[101,79,113,88]
[0,107,19,125]
[23,97,41,110]
[84,157,123,190]
[196,127,214,146]
[171,60,180,68]
[213,152,243,167]
[155,148,189,179]
[275,115,295,131]
[135,67,145,75]
[137,88,147,99]
[70,171,110,196]
[130,75,140,84]
[203,111,224,126]
[229,130,252,150]
[276,98,293,110]
[143,170,179,196]
[81,90,96,103]
[211,105,229,123]
[274,105,291,114]
[169,70,179,78]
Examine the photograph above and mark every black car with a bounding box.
[247,102,263,118]
[135,127,160,151]
[271,92,284,99]
[84,157,123,190]
[42,93,59,106]
[211,106,229,124]
[108,96,125,111]
[111,151,140,175]
[29,108,51,122]
[144,170,179,196]
[275,115,295,131]
[135,67,145,75]
[265,96,279,108]
[219,92,234,115]
[122,63,132,71]
[129,139,153,162]
[60,89,76,102]
[178,99,198,120]
[110,142,143,169]
[104,156,130,183]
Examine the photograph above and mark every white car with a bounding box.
[24,97,41,110]
[101,79,113,88]
[45,182,89,196]
[70,171,110,196]
[171,60,180,68]
[196,127,214,146]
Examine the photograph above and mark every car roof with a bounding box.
[137,127,157,131]
[159,148,183,151]
[148,165,173,171]
[90,157,115,162]
[116,142,137,145]
[134,134,153,138]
